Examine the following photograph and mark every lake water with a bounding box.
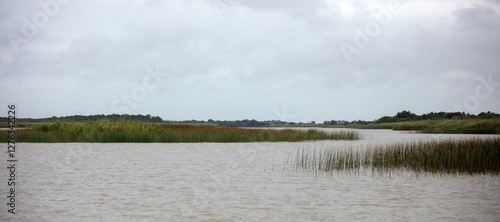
[2,129,499,221]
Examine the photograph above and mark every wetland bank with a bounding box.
[2,128,499,221]
[0,120,358,143]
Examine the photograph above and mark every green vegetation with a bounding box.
[288,119,499,134]
[391,119,500,134]
[0,121,358,143]
[292,137,500,175]
[375,110,500,123]
[318,111,500,126]
[0,114,163,126]
[2,111,499,134]
[270,111,500,134]
[0,114,164,128]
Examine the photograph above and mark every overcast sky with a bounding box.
[1,0,500,122]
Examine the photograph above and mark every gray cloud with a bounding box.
[1,0,499,121]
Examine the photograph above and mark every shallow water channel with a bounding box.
[2,129,499,221]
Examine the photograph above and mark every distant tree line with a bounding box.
[166,119,270,127]
[322,111,500,125]
[6,114,164,123]
[2,111,499,127]
[213,119,270,127]
[375,111,500,123]
[324,120,374,125]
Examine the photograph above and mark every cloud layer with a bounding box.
[1,0,499,121]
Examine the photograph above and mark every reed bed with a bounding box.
[0,121,359,143]
[392,119,500,134]
[292,137,500,175]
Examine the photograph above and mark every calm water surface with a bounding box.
[1,129,499,221]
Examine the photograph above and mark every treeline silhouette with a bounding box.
[167,119,270,127]
[7,114,163,123]
[2,111,500,127]
[375,111,500,124]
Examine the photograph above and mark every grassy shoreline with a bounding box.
[292,137,500,175]
[274,119,500,134]
[0,121,358,143]
[3,118,499,134]
[391,119,500,134]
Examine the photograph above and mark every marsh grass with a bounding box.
[292,137,500,175]
[0,121,359,143]
[392,119,500,134]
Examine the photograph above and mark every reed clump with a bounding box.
[0,121,359,143]
[293,137,500,175]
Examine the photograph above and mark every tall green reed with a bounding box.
[293,137,500,175]
[0,121,359,143]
